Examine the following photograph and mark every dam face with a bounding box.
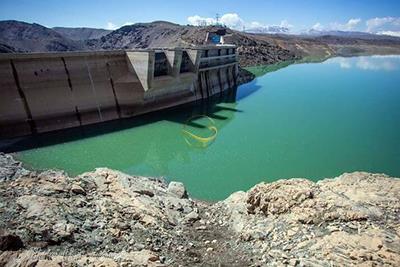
[0,46,238,138]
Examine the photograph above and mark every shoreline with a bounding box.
[1,152,400,266]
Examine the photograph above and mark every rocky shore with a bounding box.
[1,152,399,266]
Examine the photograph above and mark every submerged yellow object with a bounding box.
[182,115,218,148]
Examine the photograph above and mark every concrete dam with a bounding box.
[0,46,238,138]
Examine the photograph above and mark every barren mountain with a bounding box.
[53,27,111,41]
[85,22,299,66]
[85,21,188,49]
[1,20,400,67]
[0,20,83,52]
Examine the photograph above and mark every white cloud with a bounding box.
[122,22,134,27]
[187,13,245,30]
[345,18,362,30]
[376,31,400,37]
[220,13,244,30]
[311,22,324,31]
[249,21,264,28]
[106,21,135,30]
[279,20,293,29]
[187,15,216,26]
[366,17,400,37]
[187,13,292,33]
[366,17,400,32]
[310,17,400,37]
[106,22,118,30]
[312,18,362,32]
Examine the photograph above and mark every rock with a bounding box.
[289,259,299,266]
[1,153,400,266]
[148,255,160,262]
[36,260,63,267]
[184,211,200,223]
[0,152,30,181]
[16,195,58,219]
[133,189,154,197]
[167,181,188,199]
[0,234,24,251]
[52,222,76,241]
[71,184,86,195]
[246,179,315,216]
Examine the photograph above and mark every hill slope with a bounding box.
[0,20,83,52]
[53,27,111,40]
[85,23,299,66]
[1,20,400,67]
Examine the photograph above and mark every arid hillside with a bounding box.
[1,20,400,67]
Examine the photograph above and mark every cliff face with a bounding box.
[1,153,399,266]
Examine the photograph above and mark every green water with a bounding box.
[10,56,400,201]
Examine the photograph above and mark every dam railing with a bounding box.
[0,45,238,138]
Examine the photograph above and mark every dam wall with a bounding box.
[0,46,238,138]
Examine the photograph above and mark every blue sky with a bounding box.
[1,0,400,35]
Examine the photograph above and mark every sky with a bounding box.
[1,0,400,36]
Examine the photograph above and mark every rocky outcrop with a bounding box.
[0,153,30,182]
[0,153,399,266]
[218,173,400,266]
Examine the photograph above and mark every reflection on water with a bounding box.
[1,88,239,153]
[245,60,295,77]
[326,55,400,71]
[181,115,218,148]
[4,88,246,184]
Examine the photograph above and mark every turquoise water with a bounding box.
[11,56,400,201]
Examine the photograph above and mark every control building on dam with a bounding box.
[0,45,238,138]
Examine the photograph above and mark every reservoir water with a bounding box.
[9,56,400,201]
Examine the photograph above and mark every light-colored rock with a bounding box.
[1,153,400,267]
[219,172,400,266]
[167,181,187,199]
[0,250,158,267]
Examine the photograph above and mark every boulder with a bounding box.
[167,181,188,199]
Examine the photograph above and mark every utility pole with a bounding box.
[215,13,220,26]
